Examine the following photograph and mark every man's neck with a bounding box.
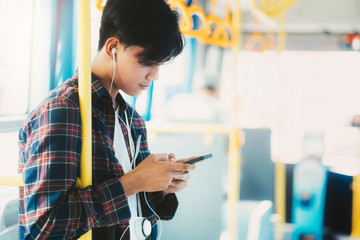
[91,51,118,109]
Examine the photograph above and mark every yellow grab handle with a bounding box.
[96,0,104,12]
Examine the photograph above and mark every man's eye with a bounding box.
[139,61,153,67]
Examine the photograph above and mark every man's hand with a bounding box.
[119,153,195,197]
[163,153,194,196]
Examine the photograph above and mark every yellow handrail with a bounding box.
[0,175,23,187]
[182,0,212,39]
[76,0,92,239]
[168,0,193,32]
[96,0,104,12]
[200,6,234,47]
[0,1,93,239]
[146,122,233,134]
[275,8,287,233]
[275,162,286,223]
[167,0,238,48]
[231,1,241,53]
[351,175,360,237]
[260,0,298,17]
[228,129,242,240]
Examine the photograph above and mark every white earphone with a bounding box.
[129,217,152,239]
[112,45,161,240]
[109,48,117,94]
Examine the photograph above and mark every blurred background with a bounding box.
[0,0,360,239]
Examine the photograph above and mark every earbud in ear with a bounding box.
[111,48,116,57]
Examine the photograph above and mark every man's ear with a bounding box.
[104,37,120,60]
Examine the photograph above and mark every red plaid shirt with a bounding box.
[18,74,178,239]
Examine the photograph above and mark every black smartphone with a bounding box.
[185,154,213,164]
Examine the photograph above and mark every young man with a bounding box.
[18,0,195,239]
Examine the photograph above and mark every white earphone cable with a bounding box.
[111,56,161,239]
[119,224,130,240]
[144,192,162,240]
[109,50,116,94]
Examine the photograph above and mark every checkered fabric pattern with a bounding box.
[18,74,178,239]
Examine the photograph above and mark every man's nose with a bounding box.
[146,65,160,81]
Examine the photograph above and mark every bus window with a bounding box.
[0,0,34,116]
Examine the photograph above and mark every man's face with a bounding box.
[113,44,161,96]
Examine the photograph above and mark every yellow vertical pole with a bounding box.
[351,175,360,237]
[277,12,286,52]
[275,162,286,223]
[269,0,276,12]
[275,9,286,230]
[228,129,242,240]
[260,0,268,13]
[232,0,242,53]
[227,1,242,239]
[77,0,92,239]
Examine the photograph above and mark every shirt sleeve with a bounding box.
[18,99,131,239]
[146,191,178,220]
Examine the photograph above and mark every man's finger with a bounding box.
[176,156,200,164]
[172,171,183,179]
[155,153,169,161]
[169,162,195,172]
[173,171,190,180]
[168,153,176,162]
[168,179,183,186]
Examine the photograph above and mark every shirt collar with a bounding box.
[115,92,128,114]
[73,72,128,114]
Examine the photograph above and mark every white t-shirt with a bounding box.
[113,109,138,222]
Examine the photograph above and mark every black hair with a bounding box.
[98,0,184,66]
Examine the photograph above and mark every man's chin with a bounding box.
[123,90,142,97]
